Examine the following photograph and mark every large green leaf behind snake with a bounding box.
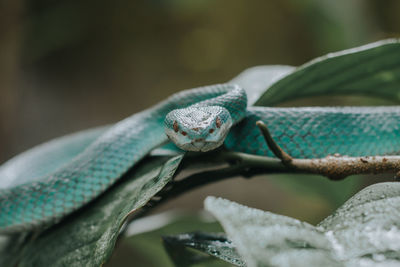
[0,40,400,234]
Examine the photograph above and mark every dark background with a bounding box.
[0,1,400,264]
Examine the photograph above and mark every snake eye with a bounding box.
[215,117,222,128]
[173,121,179,132]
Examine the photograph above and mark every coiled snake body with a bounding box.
[0,83,399,233]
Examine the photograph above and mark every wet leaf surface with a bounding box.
[163,232,245,266]
[204,182,400,267]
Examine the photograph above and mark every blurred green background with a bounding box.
[0,0,399,266]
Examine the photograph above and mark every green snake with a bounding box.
[1,70,400,234]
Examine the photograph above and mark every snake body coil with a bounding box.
[0,83,399,233]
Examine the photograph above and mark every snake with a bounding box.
[1,80,400,234]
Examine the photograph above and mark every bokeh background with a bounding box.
[1,0,400,266]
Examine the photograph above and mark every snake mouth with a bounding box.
[190,139,224,152]
[192,141,206,151]
[172,140,222,152]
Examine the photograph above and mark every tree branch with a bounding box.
[256,121,400,180]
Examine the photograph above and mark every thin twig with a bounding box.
[256,121,293,164]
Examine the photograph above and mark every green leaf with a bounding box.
[0,155,183,267]
[229,65,294,105]
[256,39,400,106]
[163,232,245,267]
[205,183,400,267]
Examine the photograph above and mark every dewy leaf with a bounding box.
[0,155,183,267]
[163,232,245,267]
[204,196,342,267]
[256,39,400,106]
[205,182,400,267]
[318,182,400,264]
[229,65,294,106]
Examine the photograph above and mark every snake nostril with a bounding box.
[192,127,199,132]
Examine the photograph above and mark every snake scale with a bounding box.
[0,80,400,234]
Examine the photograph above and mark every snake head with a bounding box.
[164,106,232,152]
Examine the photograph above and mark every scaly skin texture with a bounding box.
[226,107,400,158]
[0,83,400,233]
